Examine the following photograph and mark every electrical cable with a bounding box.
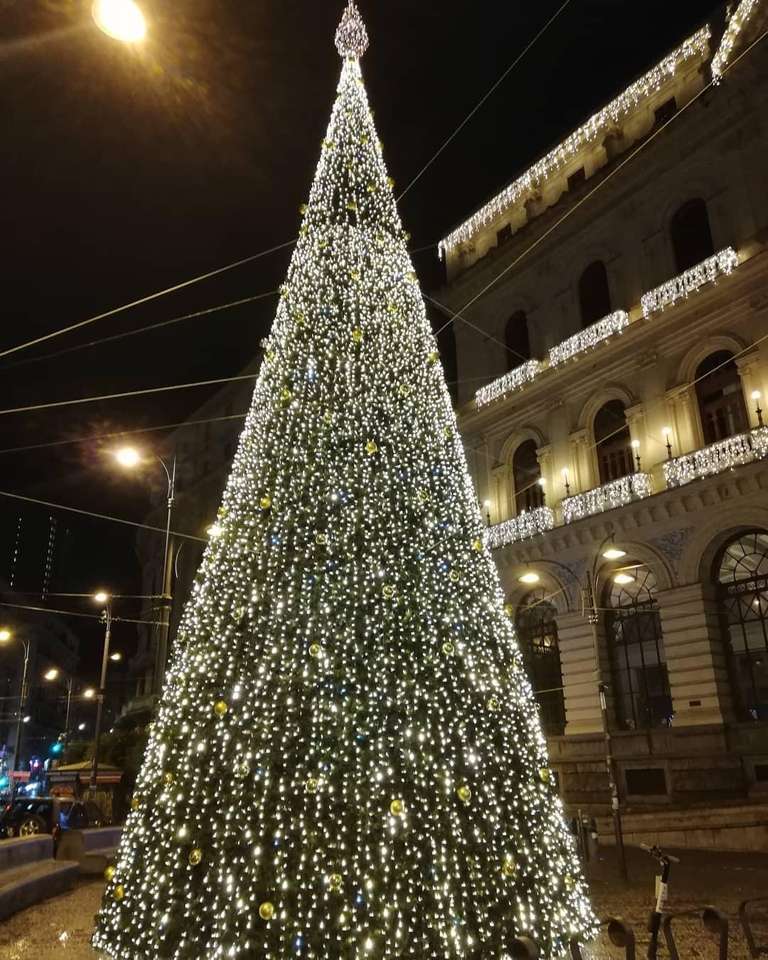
[0,600,162,627]
[0,290,279,373]
[397,0,574,201]
[0,239,295,362]
[0,489,208,543]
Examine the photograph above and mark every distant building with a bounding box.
[437,4,768,843]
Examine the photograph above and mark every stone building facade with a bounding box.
[436,6,768,837]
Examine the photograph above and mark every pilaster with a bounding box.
[557,611,604,735]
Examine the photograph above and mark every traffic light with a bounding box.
[50,742,64,757]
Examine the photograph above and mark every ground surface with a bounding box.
[1,846,767,959]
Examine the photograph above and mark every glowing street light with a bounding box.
[0,628,11,643]
[114,446,142,469]
[83,688,96,700]
[44,667,60,681]
[109,652,123,662]
[94,591,110,605]
[613,572,635,585]
[78,723,87,731]
[602,547,627,561]
[518,571,540,585]
[92,0,147,43]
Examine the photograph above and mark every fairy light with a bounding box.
[548,311,629,368]
[439,27,711,258]
[92,4,595,958]
[712,0,761,81]
[641,247,739,318]
[664,426,768,488]
[475,360,541,408]
[487,507,555,550]
[562,474,652,524]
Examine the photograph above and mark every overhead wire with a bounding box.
[0,600,162,627]
[397,0,574,201]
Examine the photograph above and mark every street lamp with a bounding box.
[90,593,113,791]
[92,0,147,43]
[44,667,59,681]
[0,629,32,772]
[112,446,177,695]
[752,390,764,428]
[109,652,123,662]
[662,426,674,460]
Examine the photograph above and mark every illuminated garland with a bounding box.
[93,4,595,959]
[439,27,711,258]
[487,507,555,550]
[548,311,629,368]
[664,426,768,488]
[641,247,739,318]
[712,0,761,81]
[562,473,652,525]
[475,360,542,408]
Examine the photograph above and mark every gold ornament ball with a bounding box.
[504,603,515,618]
[472,538,483,552]
[316,532,328,546]
[389,799,405,817]
[114,884,125,901]
[234,761,249,780]
[259,901,276,921]
[352,328,363,343]
[457,785,472,804]
[428,351,439,365]
[398,384,410,398]
[309,643,323,659]
[365,440,378,456]
[329,873,343,892]
[449,569,460,583]
[299,203,308,214]
[163,772,174,786]
[214,700,228,718]
[382,584,395,600]
[188,848,203,866]
[487,696,500,712]
[565,874,575,890]
[441,641,455,656]
[280,387,292,405]
[130,796,140,811]
[323,409,333,424]
[104,864,116,882]
[539,767,551,784]
[260,495,272,510]
[502,857,517,878]
[305,777,319,794]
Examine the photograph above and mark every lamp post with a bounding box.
[0,629,32,773]
[114,447,177,695]
[90,593,113,791]
[517,531,629,881]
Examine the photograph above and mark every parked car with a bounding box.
[0,797,109,839]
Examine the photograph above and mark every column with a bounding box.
[666,384,701,454]
[657,582,735,727]
[625,402,647,470]
[735,352,763,429]
[536,444,553,504]
[557,611,604,735]
[568,428,593,493]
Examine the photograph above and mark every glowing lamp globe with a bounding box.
[92,0,146,43]
[115,447,141,469]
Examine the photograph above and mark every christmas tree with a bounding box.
[94,4,595,958]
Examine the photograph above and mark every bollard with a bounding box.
[605,916,636,960]
[739,898,768,957]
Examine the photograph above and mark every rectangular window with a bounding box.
[496,224,512,246]
[625,767,667,796]
[567,167,586,191]
[654,97,677,126]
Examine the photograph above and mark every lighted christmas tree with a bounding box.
[94,5,595,958]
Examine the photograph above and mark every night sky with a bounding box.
[0,0,716,679]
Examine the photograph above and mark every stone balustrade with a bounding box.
[664,425,768,488]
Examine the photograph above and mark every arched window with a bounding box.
[606,567,672,729]
[695,351,748,444]
[716,530,768,721]
[513,440,543,514]
[505,311,531,370]
[671,199,714,273]
[578,260,611,328]
[516,591,566,735]
[594,400,633,484]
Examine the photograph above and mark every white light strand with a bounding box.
[486,507,555,550]
[548,311,629,368]
[664,426,768,488]
[712,0,762,81]
[438,27,711,258]
[641,247,739,318]
[475,360,542,408]
[562,473,652,525]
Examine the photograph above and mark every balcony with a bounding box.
[664,426,768,488]
[487,506,555,549]
[562,473,652,525]
[548,310,629,368]
[476,360,542,409]
[641,247,739,318]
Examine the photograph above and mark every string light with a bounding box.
[712,0,760,81]
[641,247,739,318]
[562,473,652,525]
[475,360,542,408]
[439,27,711,258]
[664,426,768,488]
[93,4,595,957]
[548,311,629,368]
[487,507,555,550]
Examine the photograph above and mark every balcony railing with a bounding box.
[487,506,555,549]
[664,426,768,488]
[548,311,629,368]
[476,360,542,409]
[641,247,739,318]
[562,473,652,524]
